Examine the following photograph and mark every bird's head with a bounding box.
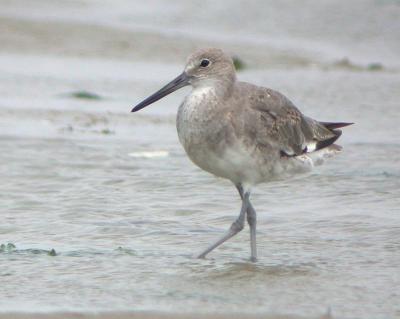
[131,48,236,112]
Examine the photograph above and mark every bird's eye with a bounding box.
[200,59,210,67]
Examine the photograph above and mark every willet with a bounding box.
[131,48,352,262]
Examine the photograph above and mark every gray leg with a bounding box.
[236,185,258,262]
[197,192,249,259]
[247,204,257,262]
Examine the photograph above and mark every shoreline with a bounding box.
[0,14,314,69]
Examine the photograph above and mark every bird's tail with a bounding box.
[319,122,354,130]
[315,122,354,151]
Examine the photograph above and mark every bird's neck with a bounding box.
[191,78,235,102]
[185,85,217,111]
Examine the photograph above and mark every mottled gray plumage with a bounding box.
[132,48,352,261]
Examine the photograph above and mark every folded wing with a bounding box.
[246,85,353,157]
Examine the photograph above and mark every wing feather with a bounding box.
[243,84,340,156]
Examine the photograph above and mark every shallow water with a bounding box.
[0,1,400,319]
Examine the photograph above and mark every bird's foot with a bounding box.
[250,256,258,263]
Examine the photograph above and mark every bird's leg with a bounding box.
[246,203,257,262]
[197,192,249,259]
[236,184,257,262]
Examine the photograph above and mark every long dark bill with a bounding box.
[131,72,189,112]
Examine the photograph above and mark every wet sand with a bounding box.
[0,8,337,68]
[1,1,399,319]
[0,312,332,319]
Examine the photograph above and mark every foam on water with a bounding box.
[128,151,169,158]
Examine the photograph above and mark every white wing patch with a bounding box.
[304,141,317,153]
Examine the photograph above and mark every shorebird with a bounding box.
[131,48,352,262]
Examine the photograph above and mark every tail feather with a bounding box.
[313,121,353,152]
[320,122,354,130]
[285,121,352,158]
[315,129,342,151]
